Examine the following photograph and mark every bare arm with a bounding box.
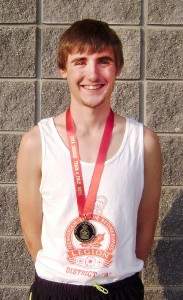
[17,126,43,262]
[136,127,162,262]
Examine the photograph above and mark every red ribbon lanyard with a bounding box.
[66,108,114,220]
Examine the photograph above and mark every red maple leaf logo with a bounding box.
[80,233,105,248]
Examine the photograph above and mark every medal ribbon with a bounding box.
[66,108,114,220]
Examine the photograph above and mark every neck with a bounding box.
[69,104,111,133]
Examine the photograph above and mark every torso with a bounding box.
[35,114,145,284]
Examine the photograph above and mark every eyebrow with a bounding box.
[97,56,114,62]
[70,57,86,64]
[70,55,114,64]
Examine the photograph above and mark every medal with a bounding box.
[74,221,96,242]
[66,108,114,242]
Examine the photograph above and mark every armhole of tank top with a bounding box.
[38,121,46,193]
[130,119,145,198]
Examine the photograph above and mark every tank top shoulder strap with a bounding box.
[38,117,54,169]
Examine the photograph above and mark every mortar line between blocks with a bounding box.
[35,0,43,124]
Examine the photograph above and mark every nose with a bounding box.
[86,61,99,82]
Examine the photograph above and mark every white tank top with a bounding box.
[35,116,144,285]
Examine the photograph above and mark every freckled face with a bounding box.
[60,48,121,109]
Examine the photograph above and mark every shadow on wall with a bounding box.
[155,190,183,300]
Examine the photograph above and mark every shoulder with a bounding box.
[113,114,145,141]
[21,125,41,147]
[116,114,143,131]
[53,112,66,127]
[18,126,41,161]
[143,126,161,155]
[143,126,162,175]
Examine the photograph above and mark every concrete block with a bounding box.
[0,134,22,183]
[144,239,183,286]
[0,287,29,300]
[42,27,67,78]
[42,0,141,24]
[0,0,36,23]
[114,28,140,79]
[148,0,183,25]
[0,81,35,131]
[0,27,36,78]
[42,27,141,79]
[156,188,183,237]
[159,136,183,186]
[41,80,70,119]
[111,81,140,120]
[146,82,183,133]
[146,29,183,79]
[41,80,140,120]
[0,237,34,284]
[145,288,183,300]
[0,186,22,235]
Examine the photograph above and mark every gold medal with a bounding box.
[74,221,96,243]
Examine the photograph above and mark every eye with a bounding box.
[74,60,86,66]
[99,58,110,65]
[98,57,114,66]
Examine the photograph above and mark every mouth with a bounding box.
[81,84,104,91]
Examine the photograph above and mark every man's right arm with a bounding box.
[17,126,43,262]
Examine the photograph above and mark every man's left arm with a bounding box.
[136,127,162,263]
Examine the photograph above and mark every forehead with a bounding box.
[67,47,115,61]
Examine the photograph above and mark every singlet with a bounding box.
[35,116,144,285]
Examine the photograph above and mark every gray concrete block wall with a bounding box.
[0,0,182,299]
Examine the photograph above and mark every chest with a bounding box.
[55,123,125,163]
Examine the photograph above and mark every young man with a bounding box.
[17,19,162,300]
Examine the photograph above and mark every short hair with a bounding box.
[57,19,124,70]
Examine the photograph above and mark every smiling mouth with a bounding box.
[81,84,104,90]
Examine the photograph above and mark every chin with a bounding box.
[81,92,110,107]
[81,98,106,109]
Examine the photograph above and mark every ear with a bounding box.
[116,67,122,77]
[59,69,67,79]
